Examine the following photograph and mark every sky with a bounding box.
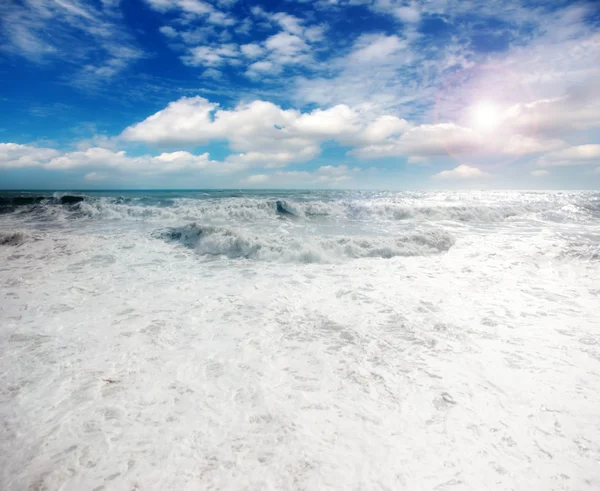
[0,0,599,189]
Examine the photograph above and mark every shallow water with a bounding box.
[1,190,599,490]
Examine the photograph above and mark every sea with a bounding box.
[1,189,599,490]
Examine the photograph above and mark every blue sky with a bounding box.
[1,0,599,189]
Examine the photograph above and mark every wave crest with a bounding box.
[0,231,32,246]
[157,223,455,262]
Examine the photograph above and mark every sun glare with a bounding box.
[469,101,501,131]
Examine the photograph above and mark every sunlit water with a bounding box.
[1,190,599,490]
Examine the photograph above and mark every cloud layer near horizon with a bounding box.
[1,1,599,188]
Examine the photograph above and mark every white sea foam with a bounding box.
[0,230,31,246]
[1,190,599,490]
[159,223,455,262]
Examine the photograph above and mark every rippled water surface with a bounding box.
[1,190,599,490]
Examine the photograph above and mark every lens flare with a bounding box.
[469,101,501,131]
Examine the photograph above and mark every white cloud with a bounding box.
[245,60,278,78]
[295,1,600,143]
[353,123,482,158]
[293,105,360,138]
[504,93,600,139]
[144,0,210,15]
[121,97,405,166]
[151,151,218,172]
[241,165,356,187]
[240,43,264,58]
[84,172,106,181]
[393,6,421,24]
[121,97,389,147]
[294,32,419,112]
[121,97,221,145]
[531,170,549,177]
[206,10,236,27]
[182,44,239,67]
[143,0,235,26]
[357,115,412,144]
[161,5,325,78]
[235,17,253,36]
[349,34,406,64]
[272,13,304,36]
[316,165,354,179]
[0,0,143,83]
[120,97,330,164]
[202,68,222,80]
[537,144,600,167]
[159,26,178,38]
[0,143,234,176]
[501,134,565,156]
[432,165,492,181]
[75,134,120,152]
[241,174,269,184]
[304,25,326,42]
[225,149,318,170]
[121,95,568,171]
[0,143,60,168]
[352,117,568,160]
[264,32,309,62]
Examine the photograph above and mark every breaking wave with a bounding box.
[0,194,84,210]
[157,222,455,262]
[1,192,599,229]
[0,196,546,223]
[0,231,33,246]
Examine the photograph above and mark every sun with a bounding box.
[469,101,501,131]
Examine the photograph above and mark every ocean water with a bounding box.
[1,190,599,490]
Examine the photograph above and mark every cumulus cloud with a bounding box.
[271,12,304,36]
[0,143,234,175]
[240,43,264,58]
[46,147,219,173]
[121,97,322,169]
[264,32,310,64]
[143,0,235,26]
[202,68,223,80]
[394,6,421,24]
[353,124,482,158]
[121,97,221,145]
[155,5,326,79]
[245,60,278,78]
[225,149,318,170]
[182,44,239,67]
[121,96,431,166]
[121,97,360,166]
[358,116,412,145]
[504,93,600,139]
[293,105,361,137]
[121,95,574,169]
[0,143,60,168]
[304,25,326,42]
[432,165,492,181]
[295,1,600,139]
[241,165,356,187]
[501,135,565,156]
[537,144,600,167]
